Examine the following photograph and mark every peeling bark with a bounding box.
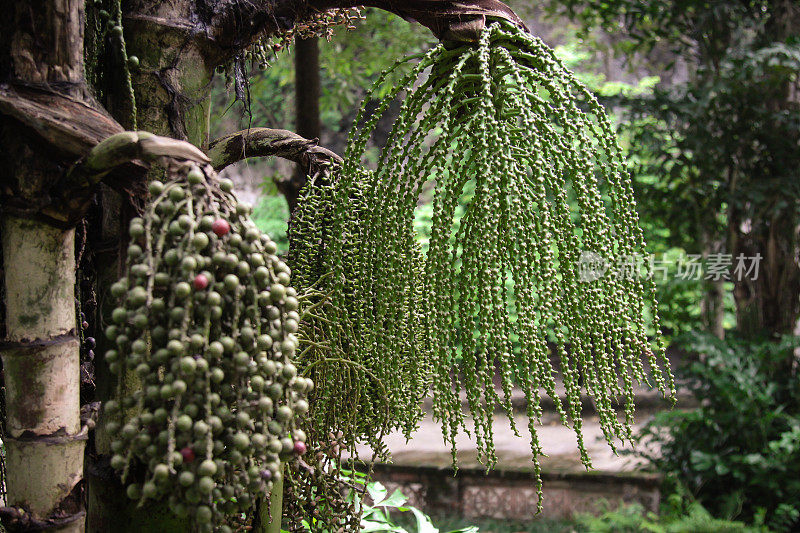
[4,0,86,86]
[0,84,121,161]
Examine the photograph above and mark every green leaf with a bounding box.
[368,481,388,506]
[378,489,408,509]
[361,519,408,533]
[410,508,439,533]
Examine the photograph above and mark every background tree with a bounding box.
[545,0,800,339]
[540,2,800,529]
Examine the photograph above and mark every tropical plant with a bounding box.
[101,159,312,529]
[286,471,477,533]
[284,18,674,529]
[636,332,800,531]
[544,0,800,338]
[574,499,764,533]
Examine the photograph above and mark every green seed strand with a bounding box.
[285,20,674,526]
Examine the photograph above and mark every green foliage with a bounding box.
[546,1,773,54]
[313,9,435,121]
[287,22,674,530]
[545,0,800,336]
[251,194,290,254]
[102,164,310,530]
[407,516,568,533]
[356,481,476,533]
[574,499,764,533]
[225,9,433,135]
[285,472,478,533]
[626,40,800,253]
[636,332,800,531]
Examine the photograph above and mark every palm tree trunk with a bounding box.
[1,217,85,532]
[0,0,88,529]
[0,2,524,529]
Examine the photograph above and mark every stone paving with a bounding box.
[360,384,689,474]
[356,410,667,520]
[360,412,649,473]
[352,386,689,519]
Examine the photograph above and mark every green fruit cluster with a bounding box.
[283,168,423,531]
[290,169,427,451]
[288,20,676,521]
[103,163,311,530]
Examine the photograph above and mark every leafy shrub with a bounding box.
[251,194,289,254]
[574,498,762,533]
[288,470,477,533]
[637,332,800,531]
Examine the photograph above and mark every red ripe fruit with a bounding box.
[193,274,209,290]
[293,441,307,456]
[180,446,196,463]
[211,219,230,237]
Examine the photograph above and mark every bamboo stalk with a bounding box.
[260,464,284,533]
[0,216,85,532]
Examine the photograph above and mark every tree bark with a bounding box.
[0,1,524,530]
[0,1,90,529]
[0,218,85,532]
[295,37,322,143]
[732,3,800,340]
[732,212,800,338]
[700,229,726,339]
[310,0,526,40]
[282,36,322,213]
[87,0,220,527]
[209,128,340,173]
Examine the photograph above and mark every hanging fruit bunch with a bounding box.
[289,167,427,455]
[286,19,675,525]
[102,160,311,530]
[283,167,425,532]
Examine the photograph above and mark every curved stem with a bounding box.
[82,131,210,178]
[310,0,527,41]
[208,127,342,174]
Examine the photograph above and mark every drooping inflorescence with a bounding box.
[281,165,429,531]
[103,161,311,530]
[289,19,675,518]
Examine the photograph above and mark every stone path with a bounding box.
[359,412,649,474]
[359,385,688,474]
[356,408,669,520]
